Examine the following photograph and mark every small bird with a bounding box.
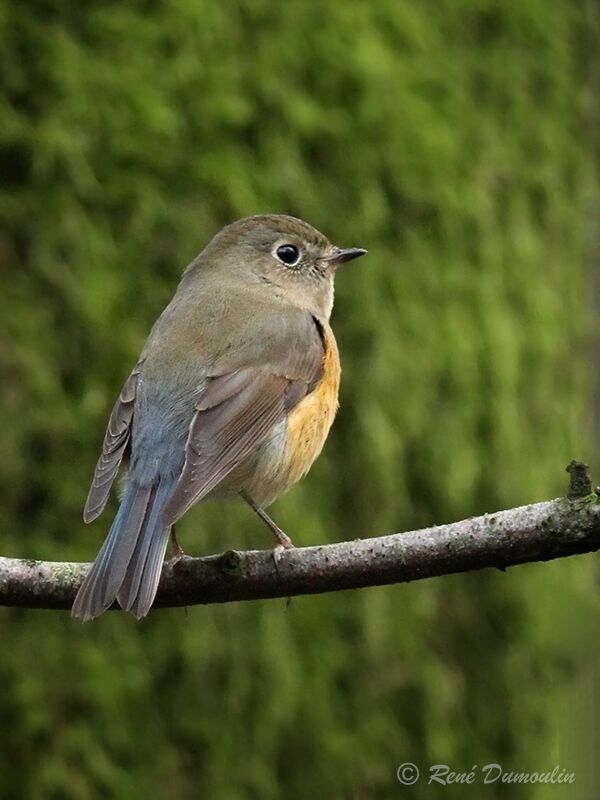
[72,214,366,620]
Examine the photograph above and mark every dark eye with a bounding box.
[275,244,301,266]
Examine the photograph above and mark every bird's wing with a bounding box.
[83,363,143,523]
[161,317,326,525]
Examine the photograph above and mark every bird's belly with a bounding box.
[218,332,341,507]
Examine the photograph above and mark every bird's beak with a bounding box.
[322,247,367,264]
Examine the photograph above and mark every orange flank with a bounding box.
[283,322,341,486]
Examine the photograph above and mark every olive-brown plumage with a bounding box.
[72,214,366,620]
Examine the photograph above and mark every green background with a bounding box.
[1,1,599,797]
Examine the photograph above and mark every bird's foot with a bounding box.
[272,537,295,566]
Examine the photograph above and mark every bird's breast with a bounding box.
[284,327,340,480]
[234,324,341,508]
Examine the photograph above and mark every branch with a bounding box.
[1,462,599,612]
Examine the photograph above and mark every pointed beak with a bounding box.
[322,247,367,265]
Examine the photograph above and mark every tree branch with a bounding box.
[1,463,599,612]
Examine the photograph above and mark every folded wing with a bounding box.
[162,317,326,524]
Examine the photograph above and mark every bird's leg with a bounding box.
[170,523,185,560]
[240,491,295,562]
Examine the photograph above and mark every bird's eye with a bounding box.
[275,244,301,267]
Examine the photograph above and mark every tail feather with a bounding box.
[72,478,172,621]
[116,479,173,619]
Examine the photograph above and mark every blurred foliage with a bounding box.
[1,0,599,798]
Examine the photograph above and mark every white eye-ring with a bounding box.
[274,243,301,267]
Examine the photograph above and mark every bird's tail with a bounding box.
[71,477,174,621]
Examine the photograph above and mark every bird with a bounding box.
[71,214,366,620]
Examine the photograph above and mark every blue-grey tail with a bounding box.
[71,477,174,621]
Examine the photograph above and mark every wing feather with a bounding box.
[162,369,288,523]
[83,365,142,523]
